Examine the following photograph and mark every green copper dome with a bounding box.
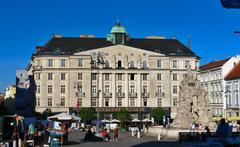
[110,20,127,34]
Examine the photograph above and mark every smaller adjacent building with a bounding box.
[15,70,35,116]
[225,62,240,117]
[199,56,240,117]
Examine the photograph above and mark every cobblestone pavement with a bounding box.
[64,131,187,147]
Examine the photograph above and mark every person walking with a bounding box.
[113,127,119,141]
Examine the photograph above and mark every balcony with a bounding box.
[76,92,85,98]
[156,92,165,98]
[103,93,112,98]
[116,92,125,98]
[91,93,99,98]
[141,93,149,98]
[33,65,42,71]
[129,93,138,98]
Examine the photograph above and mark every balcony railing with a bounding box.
[156,92,165,98]
[33,65,42,71]
[116,92,125,98]
[76,92,85,98]
[91,93,99,98]
[141,93,149,98]
[129,93,138,98]
[103,93,112,98]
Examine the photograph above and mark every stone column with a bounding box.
[125,73,129,107]
[112,73,116,107]
[137,73,141,107]
[99,72,103,107]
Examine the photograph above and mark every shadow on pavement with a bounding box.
[131,141,183,147]
[64,141,85,146]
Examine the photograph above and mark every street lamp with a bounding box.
[90,51,105,134]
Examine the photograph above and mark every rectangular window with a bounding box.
[143,99,147,107]
[130,85,135,93]
[105,98,109,107]
[60,98,65,106]
[173,85,178,94]
[78,59,83,67]
[78,98,82,107]
[48,59,53,67]
[105,60,110,68]
[157,98,162,107]
[118,85,123,93]
[117,74,123,80]
[37,85,40,93]
[60,73,66,80]
[78,73,82,80]
[48,98,52,106]
[35,73,41,80]
[105,85,110,93]
[37,98,40,106]
[157,60,161,68]
[157,73,161,80]
[173,73,178,81]
[185,60,190,68]
[48,85,53,94]
[172,60,177,68]
[157,85,162,93]
[143,85,148,93]
[118,99,122,107]
[91,99,97,107]
[142,74,148,81]
[92,85,97,94]
[48,73,53,80]
[130,74,135,80]
[173,98,178,106]
[92,73,97,80]
[60,59,66,67]
[105,74,110,80]
[130,98,135,107]
[61,85,65,94]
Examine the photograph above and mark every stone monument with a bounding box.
[172,66,214,129]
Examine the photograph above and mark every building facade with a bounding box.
[225,62,240,117]
[199,56,240,117]
[28,21,199,119]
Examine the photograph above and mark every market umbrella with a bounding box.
[111,119,120,123]
[102,119,111,123]
[132,118,141,126]
[141,118,151,122]
[47,112,80,122]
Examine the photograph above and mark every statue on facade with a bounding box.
[172,65,214,129]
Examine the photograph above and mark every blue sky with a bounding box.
[0,0,240,92]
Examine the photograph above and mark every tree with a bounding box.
[78,108,95,124]
[117,108,130,126]
[151,107,164,124]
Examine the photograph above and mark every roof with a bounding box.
[225,62,240,80]
[199,58,230,71]
[35,37,198,57]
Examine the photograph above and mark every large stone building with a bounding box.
[199,56,240,117]
[28,21,199,119]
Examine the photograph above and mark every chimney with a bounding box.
[53,34,63,38]
[36,46,43,52]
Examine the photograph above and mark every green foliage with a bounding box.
[42,108,52,118]
[151,107,164,124]
[78,108,95,124]
[4,97,15,115]
[117,108,130,126]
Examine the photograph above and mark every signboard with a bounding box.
[96,107,145,112]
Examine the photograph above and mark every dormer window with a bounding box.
[117,60,122,68]
[143,61,147,69]
[130,61,135,68]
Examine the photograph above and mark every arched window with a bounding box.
[130,60,134,68]
[118,60,122,68]
[143,61,147,68]
[105,60,110,68]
